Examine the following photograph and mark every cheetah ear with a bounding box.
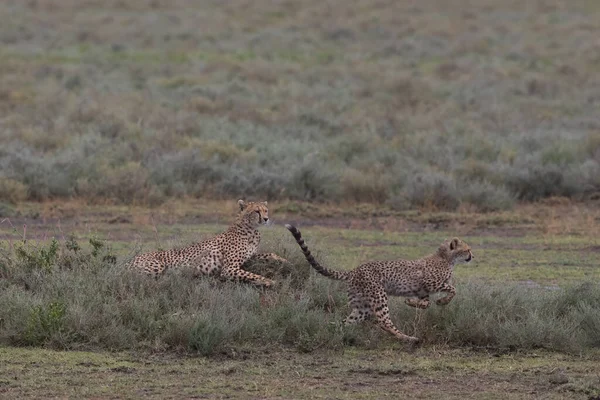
[449,237,459,250]
[263,201,268,206]
[238,199,247,211]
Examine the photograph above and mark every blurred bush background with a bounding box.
[1,0,599,211]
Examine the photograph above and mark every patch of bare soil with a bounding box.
[2,201,600,244]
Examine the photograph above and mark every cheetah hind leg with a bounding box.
[343,294,372,325]
[368,288,420,342]
[186,249,222,277]
[139,257,167,278]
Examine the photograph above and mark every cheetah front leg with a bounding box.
[435,282,456,305]
[221,266,275,288]
[404,297,430,309]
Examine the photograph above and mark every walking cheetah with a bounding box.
[285,224,473,342]
[128,200,288,287]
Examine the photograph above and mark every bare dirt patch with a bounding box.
[3,200,590,242]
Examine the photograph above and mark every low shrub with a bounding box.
[460,181,515,212]
[1,237,599,355]
[0,177,28,204]
[401,172,460,211]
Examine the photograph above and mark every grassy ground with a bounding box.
[1,201,600,398]
[2,346,600,399]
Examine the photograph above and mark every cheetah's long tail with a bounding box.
[285,224,349,281]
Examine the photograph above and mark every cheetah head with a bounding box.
[440,237,473,264]
[238,199,271,226]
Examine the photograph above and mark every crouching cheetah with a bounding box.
[128,200,288,287]
[285,224,473,342]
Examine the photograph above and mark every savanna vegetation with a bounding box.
[1,0,599,211]
[1,228,600,355]
[1,0,600,398]
[1,202,600,398]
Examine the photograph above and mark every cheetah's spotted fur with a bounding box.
[128,200,287,287]
[285,224,473,342]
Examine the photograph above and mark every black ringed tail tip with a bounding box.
[285,222,345,281]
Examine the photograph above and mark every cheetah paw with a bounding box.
[263,280,276,288]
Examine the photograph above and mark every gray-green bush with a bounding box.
[1,238,599,355]
[1,1,599,211]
